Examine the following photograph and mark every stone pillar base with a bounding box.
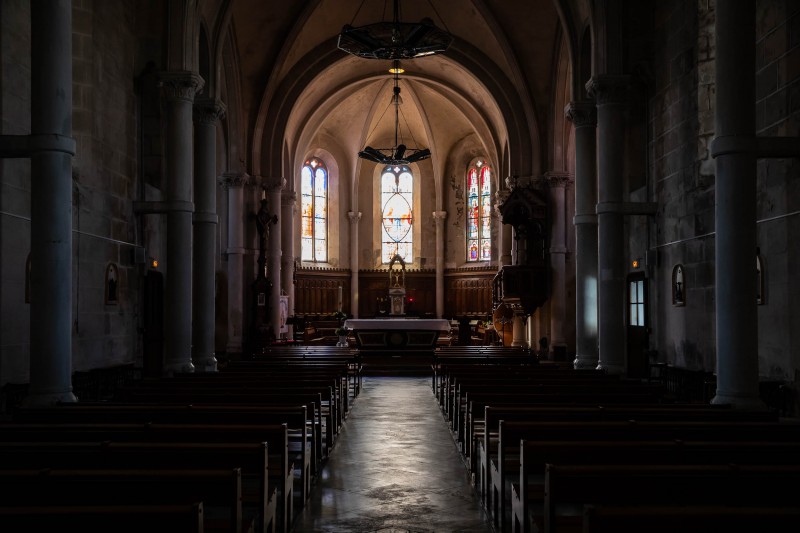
[22,390,78,406]
[163,360,195,376]
[192,355,218,373]
[573,353,599,369]
[596,361,625,374]
[711,391,766,409]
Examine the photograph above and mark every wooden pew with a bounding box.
[101,389,319,481]
[511,439,800,533]
[543,463,800,533]
[0,421,300,533]
[457,387,664,458]
[0,502,205,532]
[0,441,278,531]
[115,381,333,461]
[479,407,782,518]
[10,408,302,532]
[0,468,244,533]
[581,504,800,533]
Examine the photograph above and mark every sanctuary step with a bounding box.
[358,350,434,376]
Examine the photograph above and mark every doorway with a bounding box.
[142,270,164,378]
[626,272,649,378]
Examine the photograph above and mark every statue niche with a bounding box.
[387,253,406,316]
[494,185,549,317]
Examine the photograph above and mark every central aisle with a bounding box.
[290,376,493,532]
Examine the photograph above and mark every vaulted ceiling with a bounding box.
[201,0,590,186]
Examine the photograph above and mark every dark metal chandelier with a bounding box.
[341,0,449,165]
[337,0,453,60]
[357,62,431,165]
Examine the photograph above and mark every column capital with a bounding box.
[545,171,574,188]
[261,176,286,192]
[494,189,511,204]
[159,71,204,102]
[281,190,297,205]
[432,210,447,223]
[347,211,363,223]
[218,172,251,189]
[193,98,226,124]
[565,101,597,127]
[585,74,632,105]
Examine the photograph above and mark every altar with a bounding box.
[344,318,450,350]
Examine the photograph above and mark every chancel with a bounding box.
[3,1,800,531]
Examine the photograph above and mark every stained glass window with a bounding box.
[466,159,492,261]
[300,158,327,262]
[381,165,413,263]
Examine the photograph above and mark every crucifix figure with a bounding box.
[255,197,278,279]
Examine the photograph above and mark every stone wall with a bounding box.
[0,0,145,386]
[71,0,141,371]
[646,0,717,370]
[0,0,33,384]
[754,0,800,380]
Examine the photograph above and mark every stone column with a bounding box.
[265,178,285,338]
[221,173,248,355]
[511,315,528,348]
[546,172,572,356]
[26,0,77,405]
[587,75,629,374]
[191,99,225,372]
[565,102,599,369]
[494,189,512,267]
[159,71,203,375]
[711,0,761,408]
[432,211,447,318]
[348,211,362,317]
[281,191,297,326]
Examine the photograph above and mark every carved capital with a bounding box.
[281,190,297,206]
[347,211,363,224]
[585,75,632,105]
[193,98,226,124]
[565,101,597,127]
[159,71,204,102]
[432,211,447,224]
[218,172,250,189]
[544,171,574,188]
[495,189,511,204]
[261,176,286,192]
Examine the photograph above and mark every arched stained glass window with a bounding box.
[381,164,413,263]
[466,159,492,261]
[300,157,327,262]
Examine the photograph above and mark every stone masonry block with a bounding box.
[757,62,778,100]
[778,49,800,89]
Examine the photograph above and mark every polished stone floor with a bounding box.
[290,376,494,533]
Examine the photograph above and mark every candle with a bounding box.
[337,285,343,312]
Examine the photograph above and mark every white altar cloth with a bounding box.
[344,318,450,332]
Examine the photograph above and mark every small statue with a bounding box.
[255,197,278,279]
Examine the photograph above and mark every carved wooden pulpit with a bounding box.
[494,184,549,316]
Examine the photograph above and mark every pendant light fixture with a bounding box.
[356,60,431,165]
[339,0,450,165]
[337,0,453,60]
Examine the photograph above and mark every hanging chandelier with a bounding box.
[337,0,453,60]
[357,61,431,165]
[341,1,448,165]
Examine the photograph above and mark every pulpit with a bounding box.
[494,184,549,316]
